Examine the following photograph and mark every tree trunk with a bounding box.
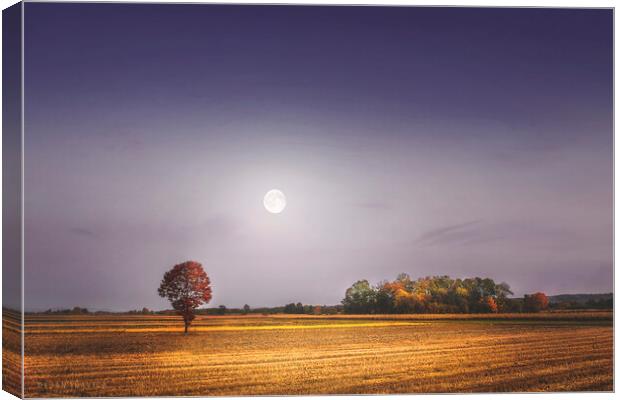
[184,321,189,335]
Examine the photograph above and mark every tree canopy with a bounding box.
[523,292,549,312]
[158,261,212,333]
[342,274,520,314]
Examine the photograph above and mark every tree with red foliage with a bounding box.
[158,261,212,334]
[523,292,549,312]
[484,296,498,313]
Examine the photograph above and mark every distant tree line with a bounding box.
[41,307,91,315]
[342,274,551,314]
[197,303,343,316]
[29,282,611,316]
[34,304,344,316]
[552,297,612,310]
[39,307,153,315]
[282,303,342,315]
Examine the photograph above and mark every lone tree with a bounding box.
[158,261,212,334]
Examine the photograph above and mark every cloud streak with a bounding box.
[416,220,488,246]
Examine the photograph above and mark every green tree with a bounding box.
[495,282,514,311]
[342,280,376,313]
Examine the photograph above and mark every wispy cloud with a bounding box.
[416,219,585,249]
[69,227,98,239]
[415,220,485,246]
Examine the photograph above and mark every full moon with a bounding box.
[264,189,286,214]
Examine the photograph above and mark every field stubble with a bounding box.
[22,312,612,397]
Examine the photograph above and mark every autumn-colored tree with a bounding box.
[484,296,498,313]
[394,288,417,313]
[158,261,212,334]
[343,274,519,314]
[524,292,549,312]
[374,282,394,313]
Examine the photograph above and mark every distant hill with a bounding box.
[548,293,613,305]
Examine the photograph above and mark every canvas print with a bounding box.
[2,2,613,397]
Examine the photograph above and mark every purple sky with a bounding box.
[23,4,612,311]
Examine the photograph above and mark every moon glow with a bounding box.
[264,189,286,214]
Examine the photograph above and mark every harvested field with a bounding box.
[3,309,22,397]
[20,312,612,396]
